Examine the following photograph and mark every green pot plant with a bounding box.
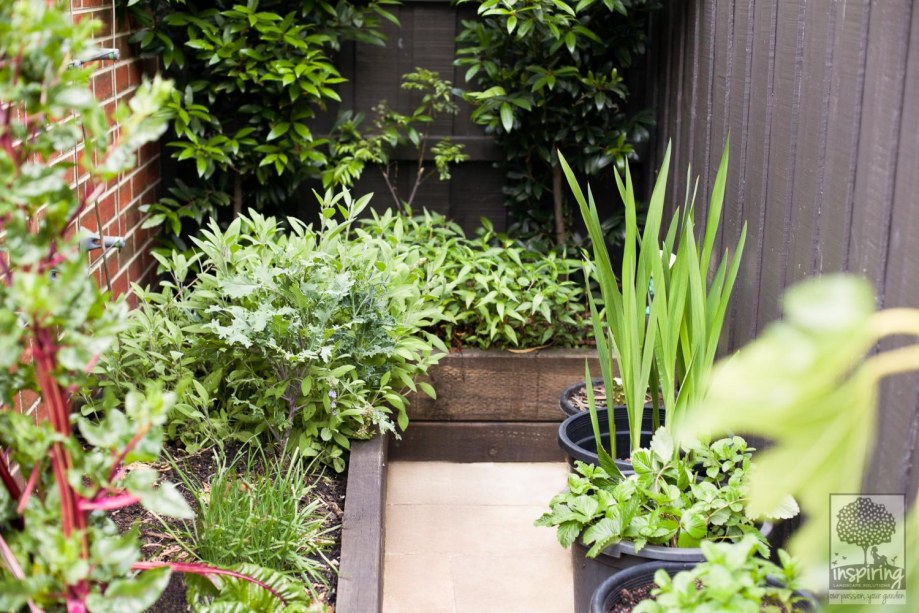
[0,3,320,611]
[591,534,815,613]
[545,141,805,613]
[536,427,797,612]
[683,274,919,609]
[556,140,746,472]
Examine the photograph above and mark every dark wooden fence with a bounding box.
[648,0,919,498]
[329,0,507,232]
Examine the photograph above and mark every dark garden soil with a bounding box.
[566,382,656,412]
[606,581,657,613]
[111,443,345,612]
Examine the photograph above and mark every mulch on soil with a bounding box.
[111,444,345,612]
[566,381,655,412]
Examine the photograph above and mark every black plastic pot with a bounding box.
[559,378,606,417]
[572,523,774,613]
[558,407,664,470]
[589,559,820,613]
[589,561,694,613]
[572,540,704,613]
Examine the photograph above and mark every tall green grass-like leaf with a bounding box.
[561,146,670,455]
[562,140,745,456]
[666,144,747,429]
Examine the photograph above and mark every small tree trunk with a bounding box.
[232,174,243,218]
[552,163,565,246]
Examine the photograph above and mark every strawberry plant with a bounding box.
[535,429,792,557]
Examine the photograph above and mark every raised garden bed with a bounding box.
[407,348,600,421]
[338,347,597,613]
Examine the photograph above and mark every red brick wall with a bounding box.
[70,0,162,307]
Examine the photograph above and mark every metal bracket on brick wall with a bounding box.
[70,47,120,68]
[79,234,125,252]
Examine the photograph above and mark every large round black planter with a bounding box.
[589,561,694,613]
[558,407,664,471]
[589,558,820,613]
[571,523,774,613]
[572,541,704,613]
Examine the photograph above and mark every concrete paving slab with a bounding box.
[386,461,568,507]
[383,461,572,612]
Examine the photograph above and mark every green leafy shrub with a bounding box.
[633,535,807,612]
[124,0,399,239]
[535,429,792,556]
[455,0,660,244]
[90,191,446,471]
[360,207,590,349]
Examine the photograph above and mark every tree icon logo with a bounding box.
[835,496,897,566]
[830,494,905,604]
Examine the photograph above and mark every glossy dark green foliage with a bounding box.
[455,0,660,242]
[124,0,399,241]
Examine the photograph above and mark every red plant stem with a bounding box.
[16,457,42,514]
[33,325,91,602]
[131,562,286,603]
[0,450,21,501]
[32,327,88,541]
[107,426,149,483]
[0,533,43,613]
[78,492,139,512]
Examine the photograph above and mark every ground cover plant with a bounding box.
[87,191,446,471]
[0,2,292,609]
[360,207,590,349]
[456,0,660,244]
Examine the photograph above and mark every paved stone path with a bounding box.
[383,461,573,613]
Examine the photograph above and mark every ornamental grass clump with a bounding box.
[159,450,337,603]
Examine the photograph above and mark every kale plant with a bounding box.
[90,191,446,471]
